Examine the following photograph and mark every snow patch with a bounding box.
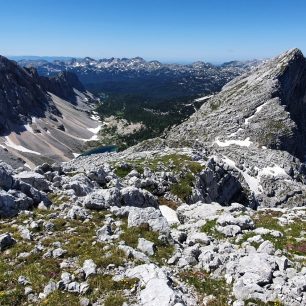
[245,102,268,125]
[90,114,100,121]
[259,165,289,178]
[88,125,101,134]
[194,95,214,102]
[24,123,34,134]
[214,137,252,147]
[221,156,289,194]
[221,156,261,194]
[4,136,41,155]
[228,128,244,137]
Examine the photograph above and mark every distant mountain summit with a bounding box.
[18,56,261,98]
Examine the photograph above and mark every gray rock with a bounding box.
[216,225,241,237]
[121,186,158,208]
[119,245,150,263]
[19,227,33,240]
[177,202,223,224]
[82,259,97,279]
[128,207,170,234]
[79,297,90,306]
[257,241,275,255]
[67,281,80,293]
[96,224,114,242]
[52,247,67,258]
[86,167,107,185]
[217,214,254,230]
[137,238,156,256]
[0,165,13,190]
[79,282,90,294]
[42,280,57,298]
[14,171,50,192]
[83,187,120,210]
[66,205,89,220]
[237,253,275,285]
[24,286,33,295]
[186,232,211,246]
[0,190,18,217]
[0,232,15,251]
[18,275,31,286]
[67,173,94,196]
[125,263,185,306]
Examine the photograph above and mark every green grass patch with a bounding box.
[88,275,137,304]
[252,210,306,256]
[245,298,283,306]
[47,193,70,206]
[170,173,194,202]
[179,270,231,305]
[120,222,174,264]
[41,291,80,306]
[114,165,132,178]
[104,294,126,306]
[201,219,224,240]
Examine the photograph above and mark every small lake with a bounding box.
[78,145,118,157]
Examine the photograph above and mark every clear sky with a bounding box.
[1,0,306,63]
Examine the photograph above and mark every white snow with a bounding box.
[159,205,179,225]
[87,125,101,134]
[228,128,244,137]
[4,136,41,155]
[24,163,31,169]
[259,165,289,178]
[221,156,261,194]
[245,102,268,125]
[194,95,214,102]
[90,114,100,121]
[84,124,102,142]
[214,137,252,147]
[221,156,290,194]
[24,123,34,134]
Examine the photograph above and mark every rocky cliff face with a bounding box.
[0,55,100,167]
[0,56,58,134]
[158,48,306,208]
[166,48,306,157]
[37,71,87,104]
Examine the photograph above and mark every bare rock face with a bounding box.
[0,56,58,133]
[37,71,87,104]
[163,48,306,208]
[166,48,306,157]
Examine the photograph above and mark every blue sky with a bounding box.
[1,0,306,63]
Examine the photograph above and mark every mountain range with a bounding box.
[18,56,261,98]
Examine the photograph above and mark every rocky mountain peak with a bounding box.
[0,55,57,134]
[166,48,306,157]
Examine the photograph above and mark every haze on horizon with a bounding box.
[1,0,306,63]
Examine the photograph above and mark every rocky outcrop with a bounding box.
[37,71,87,104]
[166,49,306,157]
[0,56,58,134]
[162,49,306,208]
